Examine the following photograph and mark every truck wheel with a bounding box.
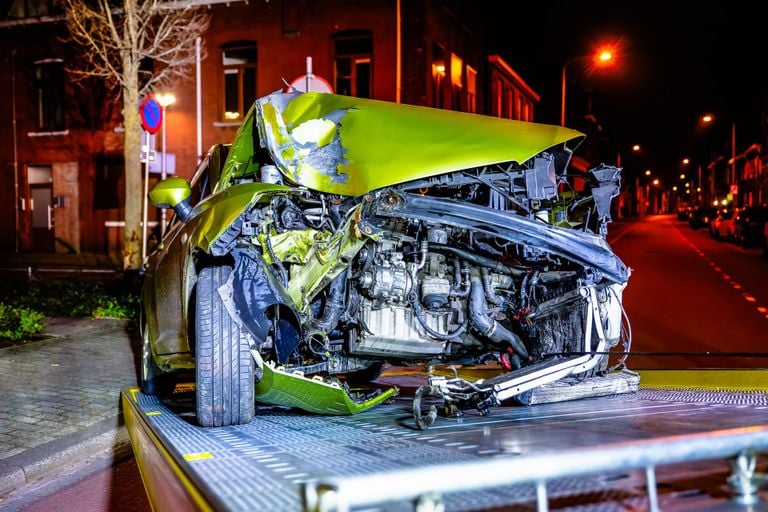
[195,265,254,427]
[140,310,176,397]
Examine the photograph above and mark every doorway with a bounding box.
[29,166,54,251]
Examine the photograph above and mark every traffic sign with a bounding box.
[140,96,162,134]
[289,74,333,93]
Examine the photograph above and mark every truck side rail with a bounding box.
[302,425,768,512]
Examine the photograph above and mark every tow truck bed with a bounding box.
[122,369,768,511]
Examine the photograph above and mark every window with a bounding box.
[34,59,65,131]
[450,53,463,110]
[333,31,372,98]
[221,41,257,121]
[465,65,477,113]
[431,42,447,108]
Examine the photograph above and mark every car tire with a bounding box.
[140,310,176,397]
[195,265,255,427]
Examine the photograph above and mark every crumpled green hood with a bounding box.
[224,91,585,197]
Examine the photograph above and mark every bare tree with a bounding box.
[58,0,209,269]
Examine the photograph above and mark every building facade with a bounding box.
[0,0,539,258]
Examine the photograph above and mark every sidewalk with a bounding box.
[0,316,139,501]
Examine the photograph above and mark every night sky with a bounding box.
[488,1,767,179]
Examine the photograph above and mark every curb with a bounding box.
[0,414,131,498]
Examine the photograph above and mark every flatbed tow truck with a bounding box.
[122,367,768,511]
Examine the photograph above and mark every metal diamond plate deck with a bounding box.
[124,381,768,511]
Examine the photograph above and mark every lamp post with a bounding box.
[701,114,737,205]
[560,47,616,126]
[155,93,176,237]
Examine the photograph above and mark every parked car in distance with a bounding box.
[676,205,693,221]
[732,206,768,248]
[710,208,737,241]
[764,221,768,258]
[689,206,717,229]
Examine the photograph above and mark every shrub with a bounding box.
[0,280,139,320]
[0,303,46,341]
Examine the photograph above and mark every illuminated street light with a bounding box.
[560,44,618,126]
[672,186,678,191]
[632,144,641,152]
[645,170,652,176]
[700,113,737,197]
[682,158,690,165]
[680,174,686,180]
[155,92,176,236]
[652,178,660,186]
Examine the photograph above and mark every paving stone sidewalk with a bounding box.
[0,317,140,497]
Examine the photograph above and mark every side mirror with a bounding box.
[149,176,193,221]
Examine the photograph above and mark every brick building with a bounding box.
[0,0,540,258]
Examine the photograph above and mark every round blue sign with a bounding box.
[140,96,162,134]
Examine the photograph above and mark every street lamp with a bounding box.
[560,44,617,126]
[155,92,176,236]
[701,113,737,202]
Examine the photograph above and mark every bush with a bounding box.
[0,280,139,320]
[0,303,45,340]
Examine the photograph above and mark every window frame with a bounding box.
[33,58,66,132]
[220,41,258,122]
[332,30,373,98]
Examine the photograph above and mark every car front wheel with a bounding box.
[195,265,255,427]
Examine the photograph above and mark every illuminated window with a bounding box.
[465,65,477,113]
[450,53,463,110]
[333,30,372,98]
[221,41,257,121]
[431,42,447,108]
[491,77,502,117]
[34,59,65,131]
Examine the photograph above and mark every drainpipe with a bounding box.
[396,0,401,103]
[11,47,20,252]
[196,36,202,164]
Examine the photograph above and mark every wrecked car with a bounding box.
[141,90,633,429]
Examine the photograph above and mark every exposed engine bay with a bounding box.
[217,151,632,428]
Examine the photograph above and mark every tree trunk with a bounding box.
[122,69,142,270]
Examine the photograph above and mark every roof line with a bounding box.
[487,54,540,102]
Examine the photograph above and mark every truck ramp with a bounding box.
[123,368,768,511]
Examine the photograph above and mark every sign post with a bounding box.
[139,96,162,268]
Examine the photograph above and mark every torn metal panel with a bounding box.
[252,91,586,197]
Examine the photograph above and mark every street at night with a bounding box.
[611,215,768,370]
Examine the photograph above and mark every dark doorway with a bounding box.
[29,166,54,251]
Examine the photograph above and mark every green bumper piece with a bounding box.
[253,356,398,415]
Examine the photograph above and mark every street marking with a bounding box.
[676,227,768,321]
[147,411,162,416]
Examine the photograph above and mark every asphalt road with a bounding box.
[610,214,768,369]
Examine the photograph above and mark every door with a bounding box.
[29,166,54,251]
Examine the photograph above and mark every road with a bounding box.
[609,214,768,369]
[14,214,768,510]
